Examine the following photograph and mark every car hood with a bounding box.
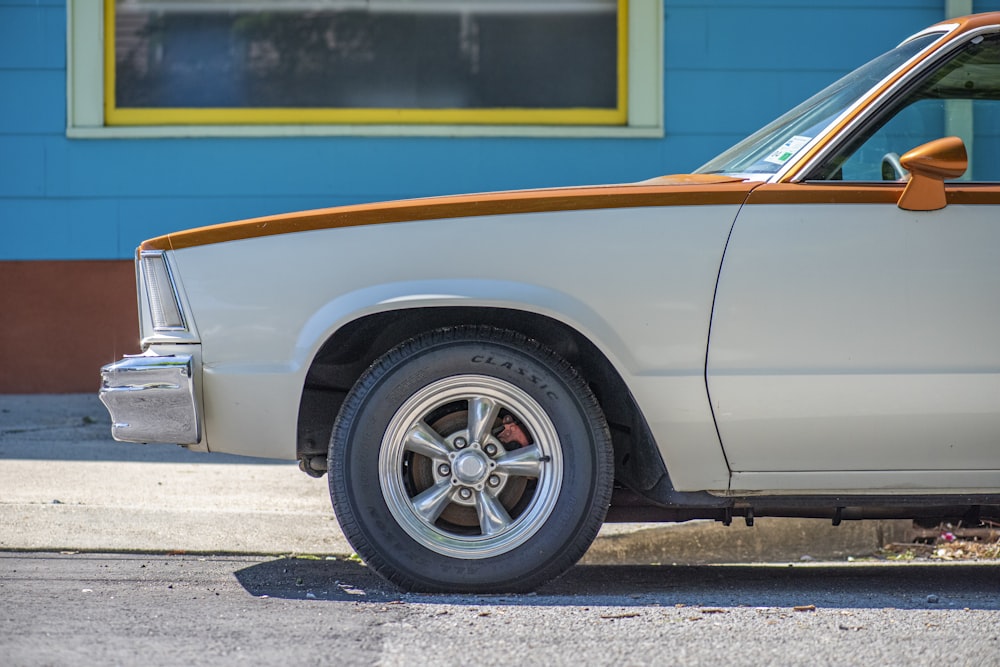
[141,174,754,252]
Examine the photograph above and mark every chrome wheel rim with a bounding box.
[379,374,563,559]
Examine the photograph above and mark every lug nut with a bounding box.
[458,487,473,500]
[437,464,451,476]
[484,443,498,456]
[454,437,468,449]
[487,475,501,488]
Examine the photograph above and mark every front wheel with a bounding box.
[328,326,613,592]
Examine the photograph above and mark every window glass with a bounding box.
[109,0,624,125]
[811,32,1000,182]
[695,33,941,177]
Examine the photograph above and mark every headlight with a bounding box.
[140,251,187,331]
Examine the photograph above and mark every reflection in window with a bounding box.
[110,0,623,124]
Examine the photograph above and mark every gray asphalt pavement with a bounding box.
[3,552,998,667]
[1,394,911,563]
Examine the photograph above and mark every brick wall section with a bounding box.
[0,261,140,393]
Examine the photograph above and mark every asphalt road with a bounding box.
[2,552,998,667]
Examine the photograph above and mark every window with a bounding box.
[695,33,944,178]
[68,0,663,137]
[811,31,1000,182]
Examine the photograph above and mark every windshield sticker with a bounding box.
[763,135,812,166]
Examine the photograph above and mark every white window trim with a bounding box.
[66,0,663,139]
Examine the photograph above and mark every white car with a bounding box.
[101,13,1000,592]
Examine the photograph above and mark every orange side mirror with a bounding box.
[897,136,968,211]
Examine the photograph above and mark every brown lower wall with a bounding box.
[0,261,140,393]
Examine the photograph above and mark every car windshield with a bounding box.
[695,31,945,177]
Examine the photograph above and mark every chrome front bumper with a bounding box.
[99,353,201,445]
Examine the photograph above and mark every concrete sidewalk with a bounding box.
[0,394,909,564]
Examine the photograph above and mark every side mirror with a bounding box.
[897,136,967,211]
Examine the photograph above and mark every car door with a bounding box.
[707,31,1000,491]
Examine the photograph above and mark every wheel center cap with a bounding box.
[453,450,488,484]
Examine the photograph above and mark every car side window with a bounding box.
[813,32,1000,182]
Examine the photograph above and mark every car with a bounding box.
[101,13,1000,593]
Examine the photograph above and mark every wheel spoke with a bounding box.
[475,490,512,536]
[494,444,544,478]
[403,421,452,460]
[467,396,501,445]
[411,481,456,524]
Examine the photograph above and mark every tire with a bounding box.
[328,326,613,593]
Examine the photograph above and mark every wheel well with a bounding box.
[296,307,668,492]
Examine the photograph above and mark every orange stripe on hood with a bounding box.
[140,175,754,251]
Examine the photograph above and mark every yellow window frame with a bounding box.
[103,0,629,127]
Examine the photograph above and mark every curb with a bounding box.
[585,518,912,565]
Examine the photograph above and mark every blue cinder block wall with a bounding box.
[1,0,996,391]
